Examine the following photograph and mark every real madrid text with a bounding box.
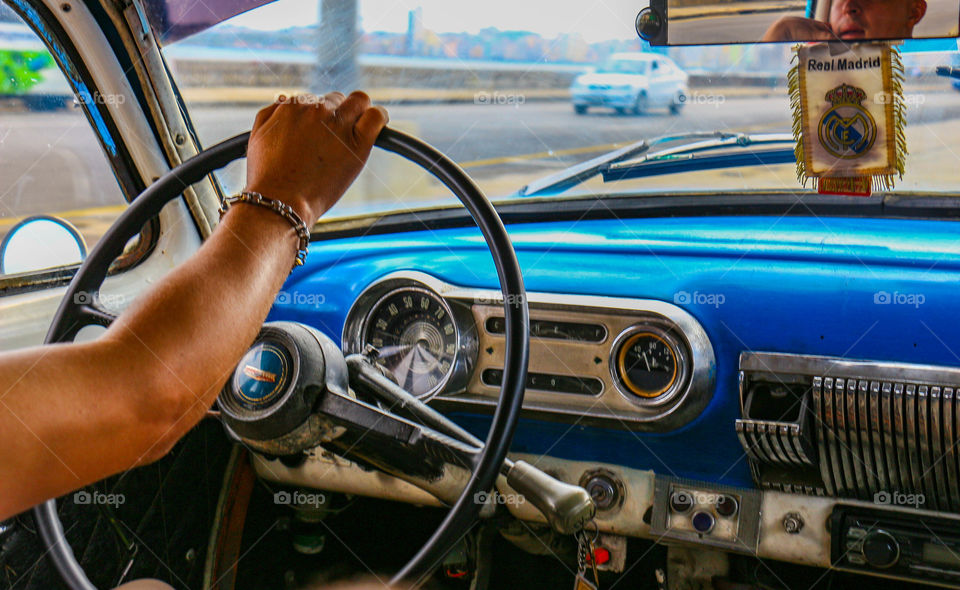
[806,55,882,72]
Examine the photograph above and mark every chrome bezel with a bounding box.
[609,323,690,408]
[342,273,478,401]
[359,285,458,400]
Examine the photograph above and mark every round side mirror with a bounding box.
[0,216,87,275]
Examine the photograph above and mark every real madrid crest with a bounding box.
[818,83,876,160]
[789,43,907,196]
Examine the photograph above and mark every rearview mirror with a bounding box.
[0,216,87,275]
[638,0,959,46]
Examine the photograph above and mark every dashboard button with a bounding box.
[670,490,694,514]
[861,530,900,569]
[691,510,715,534]
[715,494,738,517]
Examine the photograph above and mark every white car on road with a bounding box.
[571,52,689,116]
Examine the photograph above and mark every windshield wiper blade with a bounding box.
[516,131,746,197]
[602,133,796,182]
[517,132,797,196]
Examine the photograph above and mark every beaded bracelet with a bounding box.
[219,191,311,270]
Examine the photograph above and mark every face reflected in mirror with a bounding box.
[662,0,955,45]
[763,0,928,41]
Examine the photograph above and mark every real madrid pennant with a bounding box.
[788,42,906,196]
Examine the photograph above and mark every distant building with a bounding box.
[405,7,423,55]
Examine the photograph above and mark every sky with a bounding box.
[227,0,644,43]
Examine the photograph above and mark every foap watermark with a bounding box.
[76,91,126,106]
[474,91,526,107]
[273,93,324,105]
[679,92,725,108]
[73,291,129,308]
[874,490,925,508]
[276,290,326,307]
[474,293,527,306]
[874,290,925,308]
[674,290,725,308]
[274,490,326,508]
[875,91,926,107]
[74,490,125,507]
[672,490,730,506]
[473,490,526,506]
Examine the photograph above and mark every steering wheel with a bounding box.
[32,127,530,589]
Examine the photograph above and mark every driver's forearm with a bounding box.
[107,203,301,436]
[0,205,299,519]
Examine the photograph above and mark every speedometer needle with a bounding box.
[641,352,651,371]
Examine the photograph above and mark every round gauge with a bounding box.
[362,287,458,399]
[613,327,684,401]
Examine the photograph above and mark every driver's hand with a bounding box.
[761,16,838,42]
[244,91,389,224]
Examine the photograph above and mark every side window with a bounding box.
[0,5,126,278]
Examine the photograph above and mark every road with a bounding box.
[3,86,960,245]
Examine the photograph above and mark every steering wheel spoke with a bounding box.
[77,301,118,328]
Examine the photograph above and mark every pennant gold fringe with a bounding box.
[787,44,908,192]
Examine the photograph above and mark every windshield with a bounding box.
[163,0,960,220]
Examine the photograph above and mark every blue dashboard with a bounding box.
[267,214,960,490]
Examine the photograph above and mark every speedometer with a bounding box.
[362,287,459,399]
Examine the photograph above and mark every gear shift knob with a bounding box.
[505,460,597,535]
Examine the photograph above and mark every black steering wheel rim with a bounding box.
[33,127,530,589]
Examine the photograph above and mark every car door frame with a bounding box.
[0,0,216,351]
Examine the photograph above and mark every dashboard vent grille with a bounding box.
[812,376,957,512]
[738,352,960,511]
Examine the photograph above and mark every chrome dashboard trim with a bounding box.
[344,271,716,431]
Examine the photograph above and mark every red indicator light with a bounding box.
[587,547,611,565]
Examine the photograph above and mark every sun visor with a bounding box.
[141,0,277,44]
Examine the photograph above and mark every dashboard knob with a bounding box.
[861,530,900,569]
[691,510,715,534]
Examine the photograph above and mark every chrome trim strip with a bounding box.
[823,377,847,496]
[930,386,949,512]
[778,424,801,466]
[917,385,937,511]
[905,384,924,498]
[812,377,835,495]
[739,352,960,387]
[843,378,867,498]
[790,423,814,466]
[833,378,857,496]
[893,382,910,493]
[869,380,890,493]
[757,424,779,465]
[945,388,959,513]
[746,422,774,463]
[735,422,759,463]
[858,379,878,494]
[765,423,790,465]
